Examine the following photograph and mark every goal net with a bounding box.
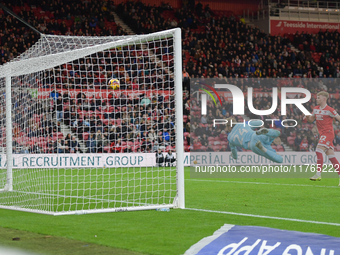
[0,28,184,215]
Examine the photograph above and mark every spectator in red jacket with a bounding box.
[300,136,309,151]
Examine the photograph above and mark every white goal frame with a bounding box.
[0,28,184,215]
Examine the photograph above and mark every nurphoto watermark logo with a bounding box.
[200,83,312,128]
[189,78,338,176]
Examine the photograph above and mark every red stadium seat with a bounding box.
[130,146,137,152]
[21,137,29,145]
[83,132,89,140]
[221,141,228,146]
[16,137,25,145]
[37,141,47,147]
[115,119,121,126]
[193,143,202,150]
[287,137,295,146]
[212,145,221,151]
[134,141,142,147]
[277,145,285,152]
[199,146,207,151]
[38,137,46,142]
[208,140,215,146]
[30,137,39,143]
[56,132,64,138]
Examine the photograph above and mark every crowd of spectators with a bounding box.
[290,31,340,78]
[114,1,340,152]
[0,0,126,66]
[116,1,325,80]
[115,1,340,81]
[0,86,57,153]
[0,0,176,154]
[52,89,176,153]
[1,0,340,153]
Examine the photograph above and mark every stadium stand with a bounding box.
[1,0,340,153]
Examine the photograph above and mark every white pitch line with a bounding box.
[186,179,339,188]
[14,190,151,206]
[185,208,340,226]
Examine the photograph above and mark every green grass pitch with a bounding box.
[0,166,339,255]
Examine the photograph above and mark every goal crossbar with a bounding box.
[0,29,179,78]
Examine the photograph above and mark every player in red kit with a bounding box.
[305,91,340,185]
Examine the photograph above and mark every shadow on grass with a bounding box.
[0,227,148,255]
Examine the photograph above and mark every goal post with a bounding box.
[0,28,184,215]
[173,28,184,209]
[0,75,13,193]
[5,75,13,192]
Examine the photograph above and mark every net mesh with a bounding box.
[0,29,180,214]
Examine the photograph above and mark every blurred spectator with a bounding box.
[200,134,208,147]
[335,132,340,146]
[124,146,132,153]
[156,148,164,166]
[70,136,80,153]
[219,130,228,142]
[165,150,176,166]
[206,145,214,152]
[57,139,69,153]
[299,136,309,151]
[86,134,96,153]
[163,129,170,143]
[96,130,103,153]
[141,96,151,106]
